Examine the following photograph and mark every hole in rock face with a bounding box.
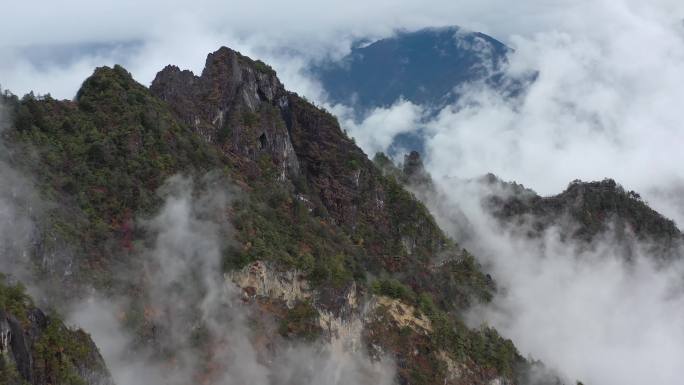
[259,133,268,149]
[0,329,10,353]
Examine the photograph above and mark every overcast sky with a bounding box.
[5,0,680,99]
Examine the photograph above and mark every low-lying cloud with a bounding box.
[0,104,41,287]
[420,176,684,385]
[333,99,424,157]
[6,0,683,104]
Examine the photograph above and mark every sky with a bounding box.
[5,1,684,384]
[4,0,677,99]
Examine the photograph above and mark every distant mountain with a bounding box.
[311,26,533,154]
[312,26,511,111]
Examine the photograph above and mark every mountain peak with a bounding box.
[75,64,139,102]
[403,151,432,187]
[486,176,682,253]
[202,46,278,80]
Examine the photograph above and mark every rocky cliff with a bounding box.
[0,276,112,385]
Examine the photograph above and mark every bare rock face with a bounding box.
[229,260,311,308]
[0,305,113,385]
[402,151,432,188]
[151,47,300,180]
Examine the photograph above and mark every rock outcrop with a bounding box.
[151,47,300,180]
[0,279,113,385]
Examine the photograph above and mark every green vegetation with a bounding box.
[383,175,444,259]
[3,66,221,289]
[370,288,522,383]
[429,252,495,310]
[0,276,32,384]
[253,60,276,76]
[424,298,521,378]
[490,176,682,254]
[227,171,363,289]
[0,274,31,325]
[278,300,321,341]
[561,179,680,241]
[32,315,106,385]
[0,275,108,385]
[0,356,28,385]
[371,277,416,302]
[372,152,402,179]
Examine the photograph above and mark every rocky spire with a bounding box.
[402,151,432,188]
[150,47,300,179]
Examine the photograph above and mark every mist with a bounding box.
[410,176,684,384]
[69,174,395,385]
[0,103,41,288]
[313,1,684,229]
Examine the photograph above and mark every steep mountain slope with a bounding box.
[4,65,221,295]
[1,48,561,384]
[483,175,683,258]
[0,276,112,385]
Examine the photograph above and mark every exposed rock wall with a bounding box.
[0,297,113,385]
[151,47,300,180]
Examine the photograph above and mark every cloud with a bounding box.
[6,1,684,384]
[366,5,684,376]
[420,176,684,385]
[0,103,41,286]
[6,0,682,100]
[332,99,424,157]
[318,0,684,227]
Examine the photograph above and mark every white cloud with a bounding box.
[304,0,679,227]
[332,99,424,157]
[423,176,684,385]
[417,4,684,226]
[325,2,684,383]
[7,0,682,99]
